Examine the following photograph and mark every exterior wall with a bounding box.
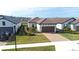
[15,22,21,32]
[70,24,76,31]
[0,19,15,27]
[28,23,37,28]
[0,19,21,34]
[41,23,55,27]
[37,24,42,32]
[70,23,79,31]
[28,23,32,28]
[56,24,63,30]
[75,23,79,26]
[75,23,79,31]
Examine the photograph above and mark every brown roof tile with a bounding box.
[42,18,70,24]
[29,17,45,23]
[29,17,75,24]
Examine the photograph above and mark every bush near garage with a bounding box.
[63,26,79,34]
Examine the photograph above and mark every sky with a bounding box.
[0,0,79,17]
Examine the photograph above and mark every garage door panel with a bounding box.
[0,27,13,34]
[76,26,79,31]
[42,26,54,32]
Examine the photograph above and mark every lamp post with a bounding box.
[14,26,17,51]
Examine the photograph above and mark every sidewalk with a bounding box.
[0,42,54,51]
[0,41,79,51]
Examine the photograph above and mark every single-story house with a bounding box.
[28,17,76,32]
[70,19,79,31]
[0,15,22,35]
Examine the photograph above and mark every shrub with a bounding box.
[71,31,79,34]
[16,25,27,35]
[27,27,36,36]
[27,33,35,36]
[63,26,79,34]
[63,26,71,33]
[27,27,37,33]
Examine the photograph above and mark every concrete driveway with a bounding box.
[42,33,70,41]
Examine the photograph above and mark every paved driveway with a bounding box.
[42,33,70,41]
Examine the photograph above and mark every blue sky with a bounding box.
[1,7,79,17]
[0,0,79,17]
[10,7,79,17]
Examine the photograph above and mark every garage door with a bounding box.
[42,26,55,32]
[76,26,79,31]
[0,27,13,35]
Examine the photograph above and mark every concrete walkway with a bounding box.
[0,42,54,51]
[0,42,7,46]
[55,41,79,51]
[42,33,69,41]
[0,41,79,51]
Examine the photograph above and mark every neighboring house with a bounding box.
[28,17,75,32]
[0,15,22,36]
[70,19,79,31]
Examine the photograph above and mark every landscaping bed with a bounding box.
[2,45,55,51]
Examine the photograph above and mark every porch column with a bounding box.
[54,26,56,32]
[13,26,15,34]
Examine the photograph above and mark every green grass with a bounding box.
[7,33,49,45]
[2,45,55,51]
[60,33,79,40]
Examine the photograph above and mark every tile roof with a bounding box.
[41,18,71,24]
[28,17,45,23]
[29,17,76,24]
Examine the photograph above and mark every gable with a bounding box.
[0,19,15,27]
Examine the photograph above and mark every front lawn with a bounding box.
[60,33,79,40]
[2,45,55,51]
[7,33,49,45]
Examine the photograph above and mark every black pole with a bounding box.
[15,33,17,51]
[14,26,17,51]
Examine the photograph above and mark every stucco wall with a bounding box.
[56,24,63,30]
[28,23,32,28]
[70,24,76,31]
[75,23,79,26]
[37,24,42,32]
[70,23,79,31]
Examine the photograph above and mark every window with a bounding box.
[32,24,34,28]
[2,21,5,26]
